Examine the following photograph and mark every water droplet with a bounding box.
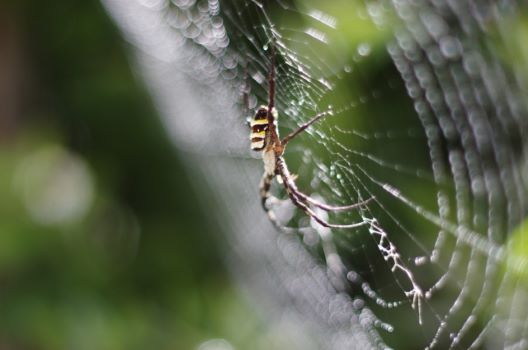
[347,271,360,282]
[357,43,372,57]
[414,256,428,265]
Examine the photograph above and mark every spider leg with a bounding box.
[281,111,332,146]
[259,171,297,233]
[259,172,274,210]
[296,192,374,212]
[259,172,281,226]
[275,156,373,212]
[267,40,276,113]
[277,157,367,229]
[287,188,367,229]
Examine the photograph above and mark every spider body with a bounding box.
[250,106,273,151]
[250,105,281,175]
[248,44,371,229]
[262,147,277,176]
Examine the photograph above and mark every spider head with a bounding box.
[255,106,268,120]
[255,105,278,122]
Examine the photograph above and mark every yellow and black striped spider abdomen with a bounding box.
[250,106,270,151]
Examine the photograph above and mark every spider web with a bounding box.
[103,0,528,348]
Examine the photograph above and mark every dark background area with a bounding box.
[0,2,275,349]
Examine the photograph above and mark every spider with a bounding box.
[247,44,372,229]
